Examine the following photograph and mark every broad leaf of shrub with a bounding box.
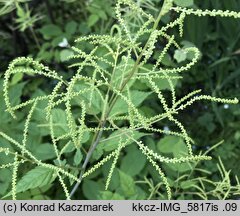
[4,166,57,198]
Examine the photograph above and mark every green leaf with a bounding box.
[174,49,187,63]
[16,4,25,18]
[98,130,147,152]
[9,82,26,106]
[111,57,135,89]
[60,49,74,62]
[139,106,156,118]
[51,109,69,137]
[30,185,52,196]
[73,82,104,115]
[140,64,179,91]
[134,186,147,199]
[79,131,90,144]
[102,161,120,190]
[87,14,99,27]
[0,81,25,125]
[0,169,12,196]
[33,144,56,161]
[119,170,136,197]
[0,95,11,124]
[4,166,57,198]
[197,113,216,133]
[32,194,49,200]
[158,136,192,173]
[97,10,107,20]
[157,136,188,157]
[0,138,14,164]
[121,145,146,176]
[31,91,49,135]
[73,149,83,166]
[150,74,179,91]
[65,21,77,35]
[110,90,151,117]
[82,179,103,199]
[180,180,197,189]
[181,40,201,60]
[92,146,104,160]
[99,191,124,200]
[153,53,175,67]
[174,0,194,7]
[68,169,79,186]
[52,36,65,47]
[11,73,23,85]
[39,24,63,39]
[61,141,75,154]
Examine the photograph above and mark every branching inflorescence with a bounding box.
[1,0,239,200]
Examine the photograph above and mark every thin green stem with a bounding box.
[30,26,40,50]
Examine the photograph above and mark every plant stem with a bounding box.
[69,119,106,198]
[30,26,40,50]
[69,0,168,198]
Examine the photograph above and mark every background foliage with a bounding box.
[0,0,240,200]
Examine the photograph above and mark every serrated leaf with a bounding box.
[4,166,57,198]
[82,179,103,199]
[121,145,146,176]
[119,170,136,197]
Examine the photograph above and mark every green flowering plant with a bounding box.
[0,0,240,200]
